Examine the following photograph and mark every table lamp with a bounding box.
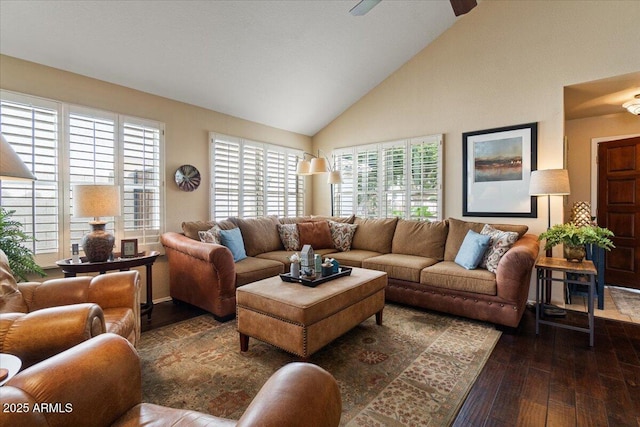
[1,134,36,181]
[72,184,121,262]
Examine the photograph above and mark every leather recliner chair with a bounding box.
[1,333,343,426]
[0,249,140,368]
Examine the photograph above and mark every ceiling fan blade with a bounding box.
[450,0,477,16]
[349,0,382,16]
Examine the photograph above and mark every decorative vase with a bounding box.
[81,222,115,262]
[290,262,300,278]
[563,244,586,263]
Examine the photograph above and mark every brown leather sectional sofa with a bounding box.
[161,216,540,328]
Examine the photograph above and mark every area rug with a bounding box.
[609,286,640,319]
[138,303,501,426]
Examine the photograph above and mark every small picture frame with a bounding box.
[120,239,138,258]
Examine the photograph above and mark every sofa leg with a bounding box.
[375,309,383,326]
[240,333,249,352]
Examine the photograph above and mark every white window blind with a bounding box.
[210,133,304,220]
[332,134,443,221]
[0,90,164,265]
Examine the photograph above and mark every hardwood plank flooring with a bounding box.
[142,301,640,426]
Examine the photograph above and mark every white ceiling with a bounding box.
[0,0,467,136]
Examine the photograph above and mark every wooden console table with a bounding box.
[535,256,597,346]
[56,251,159,320]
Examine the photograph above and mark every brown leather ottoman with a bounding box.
[236,267,387,358]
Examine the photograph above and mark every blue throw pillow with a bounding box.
[219,227,247,262]
[455,230,491,270]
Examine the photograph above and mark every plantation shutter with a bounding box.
[410,135,442,220]
[211,135,241,220]
[121,118,163,244]
[381,141,407,218]
[210,133,304,220]
[0,96,60,261]
[67,107,117,245]
[356,145,379,218]
[332,151,354,217]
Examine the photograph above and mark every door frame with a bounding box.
[590,133,640,219]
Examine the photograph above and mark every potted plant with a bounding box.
[0,208,46,281]
[538,223,615,262]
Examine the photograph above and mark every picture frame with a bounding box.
[462,122,537,217]
[120,239,138,258]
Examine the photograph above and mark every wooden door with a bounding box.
[597,136,640,289]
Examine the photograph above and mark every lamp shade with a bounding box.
[0,134,36,181]
[309,157,329,174]
[529,169,571,196]
[296,159,311,175]
[327,170,342,184]
[72,185,121,219]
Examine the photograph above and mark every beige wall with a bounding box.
[0,54,312,301]
[311,0,640,304]
[312,0,640,232]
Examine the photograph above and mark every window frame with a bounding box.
[0,90,165,267]
[332,134,443,221]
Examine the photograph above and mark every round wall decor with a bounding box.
[174,164,201,192]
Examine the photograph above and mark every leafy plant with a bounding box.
[0,208,46,282]
[538,223,615,252]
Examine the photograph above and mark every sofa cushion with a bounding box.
[329,249,382,268]
[444,217,528,261]
[480,224,519,273]
[278,223,300,251]
[219,228,247,262]
[363,254,439,283]
[421,261,497,295]
[232,216,283,257]
[328,221,358,252]
[182,221,216,240]
[351,217,398,253]
[455,230,491,270]
[391,219,448,259]
[257,249,338,267]
[310,214,355,224]
[297,221,334,249]
[235,257,285,287]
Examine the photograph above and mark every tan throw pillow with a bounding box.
[328,221,358,252]
[233,216,282,257]
[278,223,301,251]
[351,217,398,253]
[391,219,448,259]
[297,221,334,249]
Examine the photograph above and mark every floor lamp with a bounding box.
[529,169,571,312]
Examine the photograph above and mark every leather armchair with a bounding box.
[1,333,342,427]
[0,250,140,368]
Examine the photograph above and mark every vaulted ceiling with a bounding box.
[0,0,469,136]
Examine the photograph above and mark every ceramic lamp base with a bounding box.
[81,222,115,262]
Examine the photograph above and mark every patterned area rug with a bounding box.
[609,286,640,319]
[138,303,501,426]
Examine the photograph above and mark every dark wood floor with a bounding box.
[143,301,640,426]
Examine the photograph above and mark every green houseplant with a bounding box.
[538,223,615,262]
[0,208,46,281]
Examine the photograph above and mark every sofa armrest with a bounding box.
[161,232,236,316]
[237,362,342,427]
[495,233,540,302]
[2,333,141,427]
[0,303,105,368]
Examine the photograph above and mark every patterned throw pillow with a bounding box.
[278,223,300,251]
[198,225,221,245]
[328,220,358,252]
[480,224,519,273]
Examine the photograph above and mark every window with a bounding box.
[332,135,443,220]
[210,133,304,220]
[0,91,164,266]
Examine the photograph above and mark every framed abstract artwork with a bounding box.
[463,122,537,217]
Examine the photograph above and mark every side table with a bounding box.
[0,353,22,386]
[535,256,597,346]
[56,251,159,321]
